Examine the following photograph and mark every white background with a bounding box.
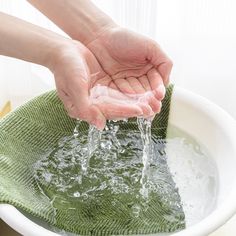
[0,0,236,235]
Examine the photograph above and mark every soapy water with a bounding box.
[34,119,218,233]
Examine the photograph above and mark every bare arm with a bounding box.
[26,0,172,119]
[27,0,172,86]
[0,11,108,128]
[0,11,144,129]
[27,0,116,45]
[0,11,70,69]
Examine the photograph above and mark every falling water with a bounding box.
[34,120,218,231]
[137,117,153,198]
[73,118,154,198]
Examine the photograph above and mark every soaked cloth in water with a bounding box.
[0,85,185,235]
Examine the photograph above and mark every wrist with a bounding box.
[83,20,118,46]
[0,12,78,70]
[44,38,72,72]
[28,0,119,45]
[66,0,118,45]
[46,39,84,73]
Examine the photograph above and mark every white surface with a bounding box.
[1,87,236,236]
[0,205,58,236]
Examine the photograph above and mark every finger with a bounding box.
[97,102,143,120]
[90,85,160,115]
[90,86,160,119]
[68,75,106,130]
[109,81,119,90]
[58,93,77,118]
[73,105,106,130]
[90,87,156,118]
[113,78,136,94]
[111,64,153,79]
[137,102,154,118]
[89,104,107,130]
[147,68,162,90]
[90,85,132,101]
[147,96,162,113]
[67,104,80,119]
[135,75,162,113]
[56,88,76,116]
[158,61,173,86]
[91,74,110,88]
[148,42,173,85]
[135,91,161,114]
[147,68,166,100]
[138,75,151,91]
[90,71,106,87]
[126,77,146,94]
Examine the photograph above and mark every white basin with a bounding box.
[1,86,236,236]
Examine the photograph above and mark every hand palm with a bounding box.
[53,42,144,129]
[88,27,172,112]
[54,27,172,129]
[85,50,146,120]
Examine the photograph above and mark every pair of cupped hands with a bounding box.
[52,26,172,130]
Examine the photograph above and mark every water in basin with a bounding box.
[166,125,218,227]
[32,121,218,235]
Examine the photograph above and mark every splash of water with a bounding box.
[73,118,153,198]
[34,122,218,231]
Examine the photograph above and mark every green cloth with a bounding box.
[0,85,185,235]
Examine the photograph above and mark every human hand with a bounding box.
[27,1,173,121]
[50,40,150,130]
[87,26,173,113]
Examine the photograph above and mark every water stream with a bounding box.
[73,118,154,199]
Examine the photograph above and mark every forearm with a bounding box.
[27,0,117,45]
[0,12,70,69]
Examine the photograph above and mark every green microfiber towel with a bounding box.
[0,85,185,235]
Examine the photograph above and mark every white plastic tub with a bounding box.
[1,87,236,236]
